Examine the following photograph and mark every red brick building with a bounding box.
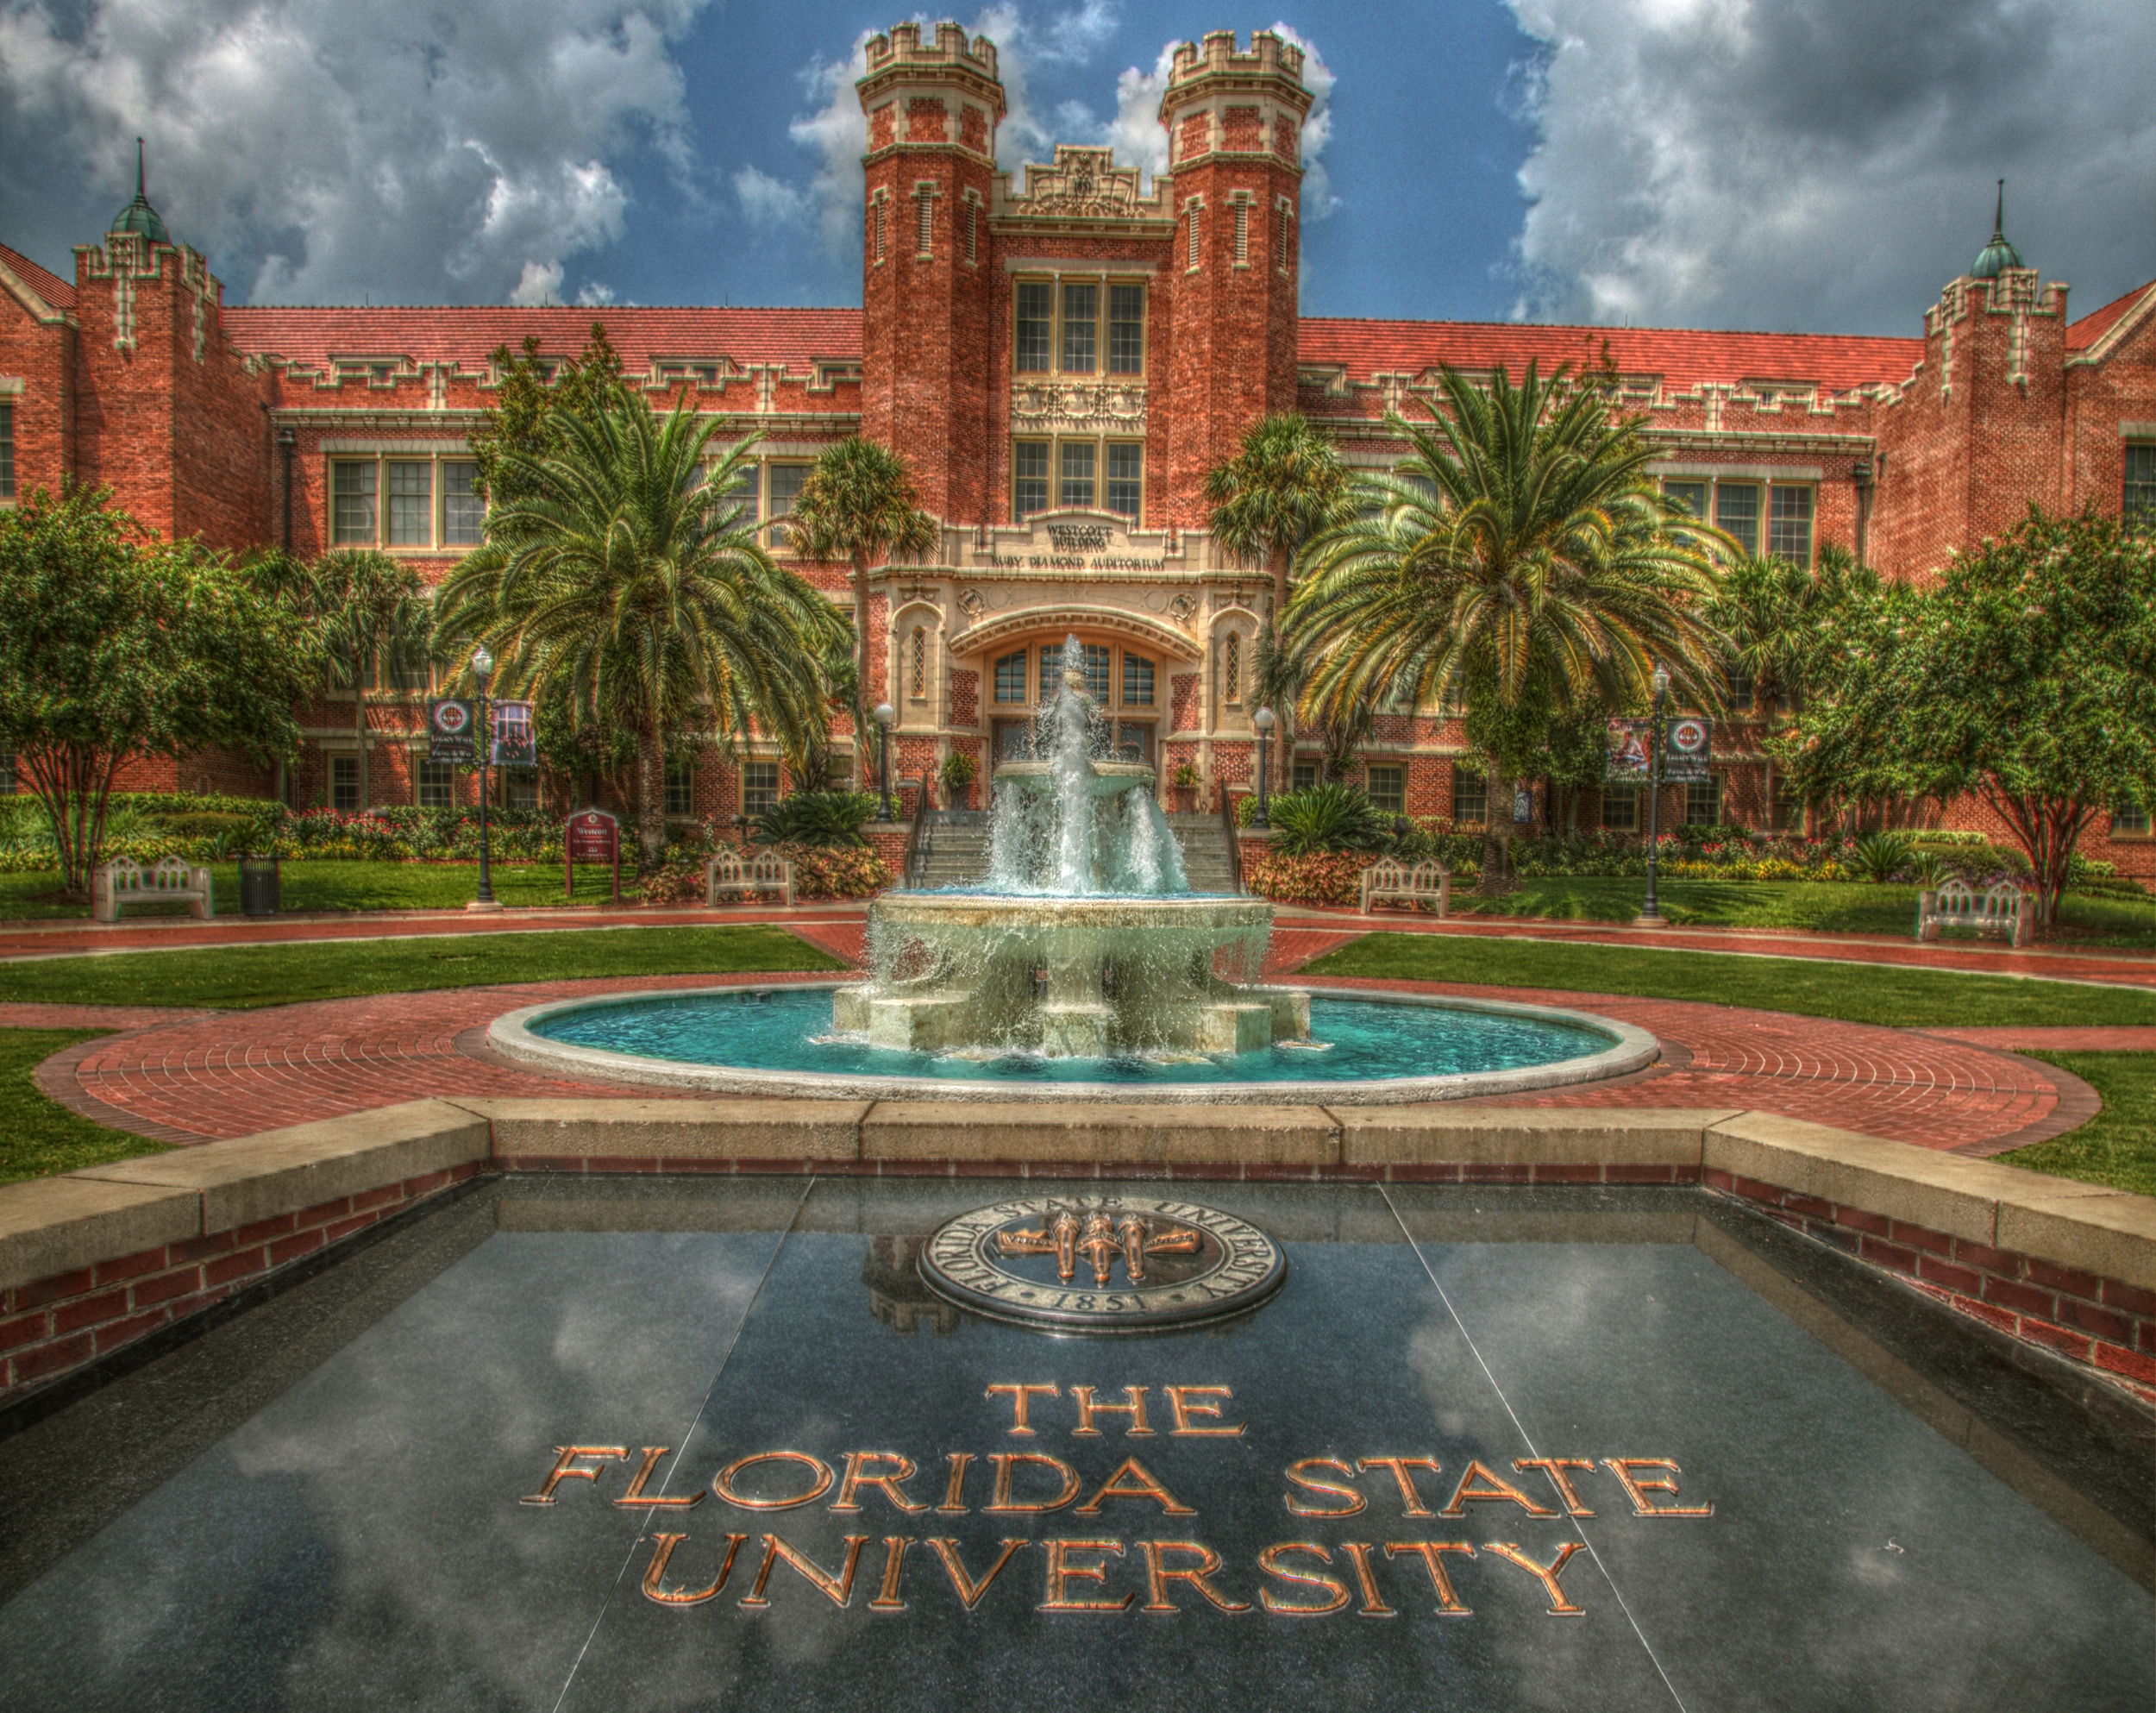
[3,24,2153,871]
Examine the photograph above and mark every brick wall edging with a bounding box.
[3,1096,2152,1410]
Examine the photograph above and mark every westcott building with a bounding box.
[3,24,2154,874]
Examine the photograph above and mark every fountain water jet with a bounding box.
[832,637,1308,1058]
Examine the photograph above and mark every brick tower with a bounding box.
[1156,30,1312,528]
[856,22,1005,524]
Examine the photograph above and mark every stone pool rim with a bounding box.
[485,981,1662,1106]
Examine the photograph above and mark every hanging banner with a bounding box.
[1664,716,1713,782]
[492,700,536,767]
[1605,718,1652,782]
[427,699,474,765]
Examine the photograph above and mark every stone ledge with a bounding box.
[66,1101,491,1234]
[859,1101,1341,1164]
[1335,1106,1737,1168]
[445,1097,869,1162]
[0,1178,202,1293]
[1704,1112,2153,1289]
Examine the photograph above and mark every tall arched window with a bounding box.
[910,626,927,700]
[1224,633,1241,705]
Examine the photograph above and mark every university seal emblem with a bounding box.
[917,1195,1285,1333]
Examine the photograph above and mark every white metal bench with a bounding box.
[1916,879,2032,948]
[1359,856,1451,917]
[91,856,215,923]
[705,847,794,907]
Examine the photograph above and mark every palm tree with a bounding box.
[1204,415,1355,789]
[437,394,843,873]
[313,549,433,811]
[1288,363,1724,894]
[786,436,938,790]
[1707,542,1879,831]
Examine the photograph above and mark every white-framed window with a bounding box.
[1291,760,1318,793]
[330,454,490,549]
[505,769,539,810]
[766,462,810,545]
[1059,441,1095,509]
[1663,480,1708,520]
[1040,643,1110,704]
[1768,486,1814,562]
[1012,275,1147,378]
[665,760,694,816]
[331,756,359,812]
[1602,783,1638,832]
[418,759,454,808]
[724,462,760,527]
[2127,443,2156,526]
[1714,482,1759,556]
[1685,775,1722,826]
[993,651,1029,703]
[0,400,14,499]
[743,760,780,816]
[1449,768,1483,825]
[1369,764,1406,815]
[1013,441,1050,521]
[1122,653,1155,706]
[1105,442,1143,519]
[2114,802,2152,837]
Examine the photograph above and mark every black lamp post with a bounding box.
[874,701,896,822]
[1639,662,1670,926]
[1253,706,1275,828]
[470,645,498,911]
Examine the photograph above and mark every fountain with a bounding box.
[830,637,1309,1058]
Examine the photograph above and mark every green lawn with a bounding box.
[2002,1053,2156,1199]
[0,862,634,921]
[1300,932,2156,1029]
[0,1030,172,1185]
[1447,876,2156,947]
[0,925,843,1010]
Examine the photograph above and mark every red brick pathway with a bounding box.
[28,963,2085,1158]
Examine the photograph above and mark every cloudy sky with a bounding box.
[1,0,2150,335]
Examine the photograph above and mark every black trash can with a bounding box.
[239,853,280,917]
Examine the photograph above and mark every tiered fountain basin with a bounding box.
[488,983,1659,1105]
[841,892,1302,1057]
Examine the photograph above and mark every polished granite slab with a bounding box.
[0,1177,2148,1711]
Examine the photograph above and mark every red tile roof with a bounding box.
[1296,317,1924,394]
[0,242,74,312]
[2066,281,2155,352]
[218,304,865,372]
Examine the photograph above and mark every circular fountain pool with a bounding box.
[489,983,1659,1104]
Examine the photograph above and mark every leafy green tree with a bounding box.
[1706,542,1878,828]
[0,486,323,895]
[1778,508,2156,923]
[1288,363,1723,894]
[786,436,938,789]
[1206,415,1356,790]
[467,323,628,505]
[437,395,844,873]
[311,549,433,810]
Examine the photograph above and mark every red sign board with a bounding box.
[564,808,621,903]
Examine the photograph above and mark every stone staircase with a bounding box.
[905,807,1243,894]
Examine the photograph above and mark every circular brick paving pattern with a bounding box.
[34,963,2086,1157]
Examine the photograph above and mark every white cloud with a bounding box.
[1506,0,2156,332]
[734,164,809,229]
[785,31,875,256]
[1266,22,1338,221]
[510,260,565,306]
[575,279,617,306]
[1104,45,1177,191]
[0,0,714,304]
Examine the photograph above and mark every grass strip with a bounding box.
[2000,1053,2156,1199]
[0,1030,173,1185]
[0,926,843,1011]
[1300,932,2156,1029]
[0,863,636,922]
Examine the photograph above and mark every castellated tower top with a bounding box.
[862,21,1000,86]
[1166,28,1305,91]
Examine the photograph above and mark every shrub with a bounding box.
[1850,830,1915,882]
[1265,783,1395,856]
[939,751,976,789]
[636,861,706,906]
[752,791,881,849]
[1244,849,1366,907]
[768,842,894,899]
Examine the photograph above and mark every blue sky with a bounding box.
[2,0,2151,336]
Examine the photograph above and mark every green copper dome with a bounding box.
[110,140,170,245]
[1971,180,2021,279]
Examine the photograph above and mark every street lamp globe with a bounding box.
[472,644,493,685]
[1254,706,1275,732]
[1651,663,1670,698]
[874,702,896,726]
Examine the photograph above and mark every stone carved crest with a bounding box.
[1011,380,1147,435]
[1016,145,1142,219]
